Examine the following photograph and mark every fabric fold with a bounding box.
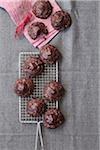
[0,0,61,48]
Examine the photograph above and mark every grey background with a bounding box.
[0,0,99,150]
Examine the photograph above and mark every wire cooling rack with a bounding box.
[19,52,58,124]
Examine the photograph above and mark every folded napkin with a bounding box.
[0,0,61,48]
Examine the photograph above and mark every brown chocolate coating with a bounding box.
[44,108,64,128]
[23,56,44,77]
[51,11,72,30]
[40,44,61,64]
[14,78,34,97]
[27,98,46,117]
[28,22,48,40]
[32,0,53,19]
[44,81,64,101]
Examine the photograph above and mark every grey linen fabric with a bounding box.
[0,0,99,150]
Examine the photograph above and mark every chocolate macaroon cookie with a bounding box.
[44,108,64,129]
[44,81,64,102]
[28,22,48,40]
[51,11,72,30]
[32,0,53,19]
[23,56,44,77]
[40,44,61,64]
[27,98,46,117]
[14,78,34,97]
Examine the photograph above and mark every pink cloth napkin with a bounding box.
[0,0,61,48]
